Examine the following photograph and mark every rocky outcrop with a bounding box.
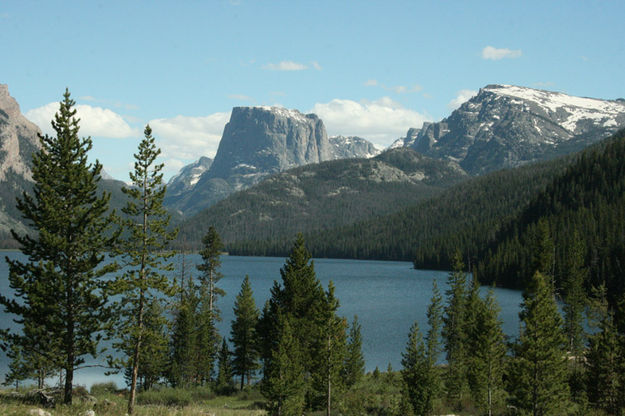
[0,84,41,182]
[167,156,213,197]
[329,135,380,159]
[0,84,43,236]
[396,85,625,175]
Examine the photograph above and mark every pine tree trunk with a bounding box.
[128,291,144,414]
[129,205,148,414]
[64,360,73,404]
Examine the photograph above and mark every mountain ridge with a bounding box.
[394,84,625,175]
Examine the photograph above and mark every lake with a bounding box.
[0,252,523,388]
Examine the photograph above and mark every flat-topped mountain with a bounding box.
[165,106,379,216]
[393,84,625,175]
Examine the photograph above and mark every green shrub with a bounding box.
[90,382,118,396]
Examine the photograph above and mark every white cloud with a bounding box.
[149,112,230,166]
[364,79,378,87]
[311,97,431,147]
[311,61,322,71]
[481,46,522,60]
[448,89,478,110]
[25,102,139,138]
[263,61,308,71]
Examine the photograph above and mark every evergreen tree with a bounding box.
[111,124,177,414]
[194,226,225,385]
[401,321,430,416]
[168,281,197,387]
[508,271,570,415]
[530,218,554,285]
[442,251,468,404]
[425,280,443,405]
[468,289,506,416]
[123,298,169,392]
[261,314,306,416]
[230,275,260,390]
[400,280,444,416]
[342,315,365,389]
[259,234,326,410]
[197,226,225,316]
[216,339,234,394]
[313,281,347,416]
[585,284,622,414]
[562,233,587,363]
[0,90,117,404]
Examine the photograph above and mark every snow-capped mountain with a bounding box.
[397,84,625,175]
[167,156,213,197]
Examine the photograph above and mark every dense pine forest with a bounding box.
[176,149,468,248]
[225,152,571,263]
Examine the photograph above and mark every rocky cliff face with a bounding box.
[0,84,42,237]
[165,106,379,216]
[398,85,625,175]
[0,84,41,182]
[206,106,331,185]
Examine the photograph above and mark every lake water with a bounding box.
[0,252,523,388]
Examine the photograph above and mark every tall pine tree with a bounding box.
[259,234,326,411]
[313,281,347,416]
[508,271,570,415]
[342,315,365,389]
[442,251,468,405]
[110,124,177,414]
[0,90,117,404]
[194,226,224,384]
[467,288,506,416]
[261,313,306,416]
[585,284,623,414]
[230,275,260,390]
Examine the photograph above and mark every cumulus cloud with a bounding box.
[25,102,139,138]
[481,46,522,60]
[311,97,431,147]
[263,61,308,71]
[448,89,478,110]
[149,112,230,167]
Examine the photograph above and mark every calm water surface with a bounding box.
[0,252,523,387]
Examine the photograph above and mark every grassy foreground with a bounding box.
[0,384,267,416]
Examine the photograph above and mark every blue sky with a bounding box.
[2,0,624,181]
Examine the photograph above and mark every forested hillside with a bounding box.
[177,149,468,247]
[226,154,571,263]
[477,128,625,303]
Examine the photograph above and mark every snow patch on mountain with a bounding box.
[486,84,625,133]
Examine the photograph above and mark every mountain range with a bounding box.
[2,82,625,257]
[392,84,625,174]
